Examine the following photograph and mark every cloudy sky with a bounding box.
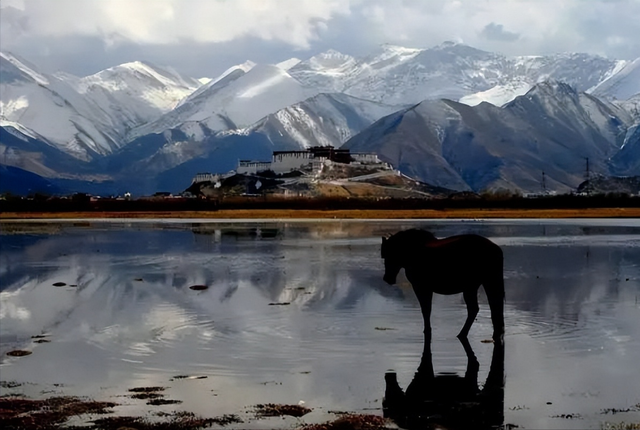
[1,0,639,79]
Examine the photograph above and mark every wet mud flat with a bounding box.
[0,390,388,430]
[1,219,640,429]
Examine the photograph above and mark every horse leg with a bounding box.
[458,287,479,339]
[484,277,505,342]
[414,288,433,343]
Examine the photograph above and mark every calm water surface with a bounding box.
[1,219,639,429]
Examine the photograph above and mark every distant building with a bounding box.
[307,146,351,164]
[234,146,383,175]
[351,152,382,164]
[237,161,272,175]
[271,151,314,173]
[192,173,221,184]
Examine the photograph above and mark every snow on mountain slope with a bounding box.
[288,49,358,93]
[54,61,203,137]
[349,42,514,103]
[77,61,200,112]
[512,53,621,92]
[592,58,640,101]
[460,54,634,107]
[180,60,256,106]
[241,93,403,149]
[130,64,313,139]
[0,52,49,86]
[84,42,632,151]
[1,52,121,159]
[276,58,301,71]
[0,118,47,142]
[289,43,624,107]
[459,80,532,107]
[1,52,203,160]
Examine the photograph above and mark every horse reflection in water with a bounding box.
[383,338,505,429]
[381,229,505,342]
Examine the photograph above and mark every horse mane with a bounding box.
[383,229,437,258]
[390,229,436,243]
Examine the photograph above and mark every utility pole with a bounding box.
[542,171,546,195]
[584,157,590,196]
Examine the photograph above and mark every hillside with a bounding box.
[187,162,453,200]
[344,81,634,193]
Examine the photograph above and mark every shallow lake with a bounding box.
[1,219,639,429]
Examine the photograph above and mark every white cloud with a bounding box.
[1,0,638,77]
[1,0,351,48]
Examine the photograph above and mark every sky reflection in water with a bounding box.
[1,219,639,428]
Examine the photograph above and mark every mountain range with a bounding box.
[1,42,639,196]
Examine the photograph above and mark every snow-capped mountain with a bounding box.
[73,61,200,128]
[1,52,120,159]
[344,81,633,193]
[129,64,313,140]
[124,43,637,149]
[287,42,628,107]
[1,52,201,160]
[460,54,634,107]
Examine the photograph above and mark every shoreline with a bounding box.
[1,207,640,220]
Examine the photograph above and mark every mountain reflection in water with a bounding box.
[1,219,639,428]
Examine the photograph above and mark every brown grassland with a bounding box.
[1,207,640,219]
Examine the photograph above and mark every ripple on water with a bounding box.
[506,309,615,355]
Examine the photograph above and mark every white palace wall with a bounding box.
[237,161,272,175]
[271,151,314,173]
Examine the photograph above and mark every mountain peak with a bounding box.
[429,40,492,58]
[206,60,256,88]
[528,80,578,98]
[300,49,356,71]
[87,60,197,88]
[121,60,151,69]
[317,48,348,58]
[379,43,422,54]
[0,51,50,86]
[437,40,461,49]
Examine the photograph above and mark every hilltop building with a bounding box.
[236,146,384,175]
[191,173,221,184]
[236,161,272,175]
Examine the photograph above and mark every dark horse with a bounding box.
[381,229,504,341]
